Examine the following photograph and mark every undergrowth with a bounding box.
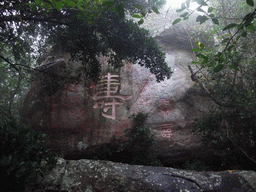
[93,112,162,166]
[0,120,57,192]
[192,108,256,170]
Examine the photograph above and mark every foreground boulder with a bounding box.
[26,158,256,192]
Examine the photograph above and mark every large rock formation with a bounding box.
[21,42,216,165]
[25,158,256,192]
[21,18,217,165]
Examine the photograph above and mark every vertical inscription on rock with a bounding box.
[161,123,173,140]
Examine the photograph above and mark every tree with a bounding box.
[0,0,172,123]
[0,0,171,81]
[173,0,256,167]
[0,60,30,125]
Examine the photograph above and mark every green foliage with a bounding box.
[59,10,172,82]
[174,0,219,25]
[223,23,238,31]
[0,62,30,126]
[129,112,162,166]
[246,0,255,6]
[178,0,256,115]
[196,15,209,24]
[0,120,57,192]
[192,109,256,168]
[130,112,148,129]
[28,0,166,25]
[1,0,171,83]
[183,159,210,171]
[174,0,256,74]
[92,113,162,166]
[172,18,182,25]
[92,136,127,162]
[186,1,256,164]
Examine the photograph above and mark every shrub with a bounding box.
[183,159,210,171]
[92,112,162,166]
[192,109,256,169]
[92,136,127,162]
[129,112,162,166]
[0,120,57,192]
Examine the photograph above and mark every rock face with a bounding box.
[26,158,256,192]
[22,27,215,164]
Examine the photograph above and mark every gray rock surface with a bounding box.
[26,158,256,192]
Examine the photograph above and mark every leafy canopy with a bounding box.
[0,0,171,82]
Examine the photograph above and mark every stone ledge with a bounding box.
[26,158,256,192]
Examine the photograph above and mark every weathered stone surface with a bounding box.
[21,24,216,164]
[26,158,256,192]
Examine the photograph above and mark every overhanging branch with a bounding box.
[218,8,256,60]
[188,65,232,107]
[0,55,22,76]
[0,15,72,25]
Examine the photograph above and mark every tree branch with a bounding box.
[8,76,22,119]
[0,55,23,77]
[188,65,232,107]
[219,9,256,60]
[0,105,12,120]
[225,119,256,165]
[0,54,83,86]
[0,15,72,25]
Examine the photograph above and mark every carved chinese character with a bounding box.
[159,98,170,111]
[161,123,173,139]
[93,73,132,120]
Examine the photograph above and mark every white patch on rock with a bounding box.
[77,141,88,150]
